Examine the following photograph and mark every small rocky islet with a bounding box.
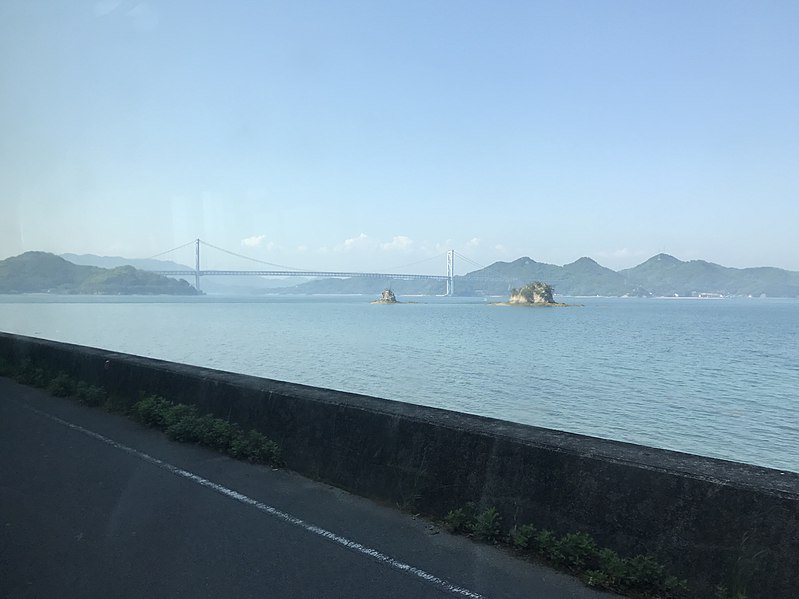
[371,288,400,304]
[494,281,574,307]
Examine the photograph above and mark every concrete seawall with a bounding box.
[1,332,797,598]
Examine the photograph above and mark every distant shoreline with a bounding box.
[492,301,578,307]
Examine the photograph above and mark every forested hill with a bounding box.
[617,254,799,297]
[457,256,633,297]
[459,254,799,297]
[0,252,200,295]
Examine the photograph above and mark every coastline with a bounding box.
[492,301,577,307]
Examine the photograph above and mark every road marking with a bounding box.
[26,404,488,599]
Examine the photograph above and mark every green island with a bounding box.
[0,252,199,295]
[494,281,574,307]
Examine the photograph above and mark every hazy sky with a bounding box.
[1,1,797,274]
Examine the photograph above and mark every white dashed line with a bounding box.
[25,404,488,599]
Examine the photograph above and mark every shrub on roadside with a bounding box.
[509,523,536,549]
[559,532,599,569]
[230,429,281,464]
[444,502,477,533]
[535,529,565,563]
[47,372,77,397]
[10,366,283,467]
[16,359,48,387]
[132,395,281,466]
[471,507,502,543]
[442,505,692,599]
[75,382,107,407]
[133,395,197,429]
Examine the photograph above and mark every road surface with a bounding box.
[0,377,614,599]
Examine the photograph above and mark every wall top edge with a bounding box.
[2,331,797,497]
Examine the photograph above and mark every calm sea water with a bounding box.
[1,294,797,473]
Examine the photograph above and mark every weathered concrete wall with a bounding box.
[1,332,797,598]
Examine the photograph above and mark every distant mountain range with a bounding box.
[3,251,796,298]
[457,254,799,297]
[61,253,191,272]
[269,253,799,298]
[0,252,199,295]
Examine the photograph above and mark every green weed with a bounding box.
[132,395,281,466]
[559,532,599,569]
[3,359,283,468]
[75,382,107,407]
[470,507,502,543]
[443,505,691,599]
[16,359,48,387]
[535,529,566,563]
[509,523,537,549]
[444,502,477,533]
[229,429,281,464]
[47,372,77,397]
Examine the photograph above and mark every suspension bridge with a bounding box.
[149,239,488,295]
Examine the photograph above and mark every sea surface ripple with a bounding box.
[1,295,796,473]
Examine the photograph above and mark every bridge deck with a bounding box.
[153,270,450,281]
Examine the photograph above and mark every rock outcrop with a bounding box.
[508,281,555,304]
[371,288,399,304]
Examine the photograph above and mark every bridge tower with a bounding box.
[194,238,201,292]
[446,250,454,296]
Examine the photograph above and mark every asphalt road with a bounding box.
[0,377,614,599]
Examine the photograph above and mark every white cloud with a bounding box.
[591,248,653,269]
[380,236,414,251]
[297,245,308,252]
[331,233,416,255]
[335,233,373,252]
[434,240,454,254]
[466,237,481,248]
[241,235,266,248]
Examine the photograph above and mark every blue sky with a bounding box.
[1,1,797,274]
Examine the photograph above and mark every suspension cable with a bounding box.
[145,239,197,261]
[385,252,448,272]
[454,251,486,270]
[199,240,307,271]
[146,239,469,275]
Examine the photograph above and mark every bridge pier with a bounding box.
[194,238,201,292]
[446,250,454,296]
